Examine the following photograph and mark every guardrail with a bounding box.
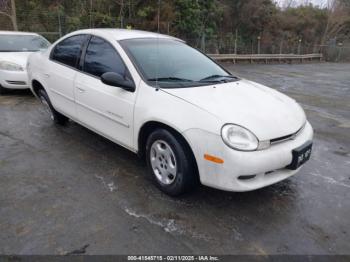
[208,53,323,64]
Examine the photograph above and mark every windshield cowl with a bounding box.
[146,75,239,89]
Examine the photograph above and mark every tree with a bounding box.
[322,0,350,44]
[173,0,221,42]
[0,0,348,55]
[0,0,18,30]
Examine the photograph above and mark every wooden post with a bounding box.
[234,29,238,55]
[279,39,283,63]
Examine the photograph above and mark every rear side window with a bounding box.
[83,36,128,78]
[51,35,87,68]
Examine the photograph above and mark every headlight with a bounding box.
[0,61,24,71]
[221,124,259,151]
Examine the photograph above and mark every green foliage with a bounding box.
[174,0,222,39]
[0,0,348,52]
[137,6,153,19]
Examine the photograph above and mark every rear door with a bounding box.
[74,36,136,149]
[47,34,88,119]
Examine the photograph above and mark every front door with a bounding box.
[74,36,136,149]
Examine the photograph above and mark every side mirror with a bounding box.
[101,72,135,92]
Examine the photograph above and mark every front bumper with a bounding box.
[183,121,313,192]
[0,69,29,89]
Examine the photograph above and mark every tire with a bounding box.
[38,88,69,125]
[0,85,7,95]
[145,129,198,196]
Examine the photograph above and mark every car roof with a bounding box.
[69,28,183,42]
[0,31,39,36]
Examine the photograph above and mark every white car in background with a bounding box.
[0,31,50,94]
[27,29,313,196]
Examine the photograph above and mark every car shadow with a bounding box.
[58,119,299,208]
[1,89,33,97]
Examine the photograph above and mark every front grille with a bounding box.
[270,123,305,145]
[237,168,286,181]
[238,175,256,180]
[270,133,294,144]
[6,80,27,85]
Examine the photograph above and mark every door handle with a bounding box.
[76,87,86,93]
[44,73,50,78]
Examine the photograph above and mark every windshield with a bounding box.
[120,38,236,88]
[0,35,50,52]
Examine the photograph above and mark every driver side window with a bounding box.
[83,36,129,79]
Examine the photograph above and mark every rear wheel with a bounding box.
[38,89,69,125]
[146,129,198,196]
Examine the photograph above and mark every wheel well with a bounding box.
[32,80,44,96]
[138,121,199,176]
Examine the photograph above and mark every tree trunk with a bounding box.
[10,0,18,31]
[321,13,331,45]
[119,0,124,28]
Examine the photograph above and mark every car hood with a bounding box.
[0,52,34,69]
[161,79,306,141]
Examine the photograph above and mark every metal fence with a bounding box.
[1,11,349,62]
[187,37,320,55]
[26,31,350,63]
[319,44,350,62]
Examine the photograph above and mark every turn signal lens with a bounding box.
[204,154,224,164]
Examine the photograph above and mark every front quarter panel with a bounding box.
[133,82,221,151]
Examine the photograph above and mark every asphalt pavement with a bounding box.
[0,62,349,255]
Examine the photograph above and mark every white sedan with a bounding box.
[0,31,50,94]
[27,29,313,196]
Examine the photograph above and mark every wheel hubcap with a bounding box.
[150,140,177,185]
[40,96,54,120]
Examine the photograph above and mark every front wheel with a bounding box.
[0,85,7,95]
[38,89,69,125]
[146,129,198,196]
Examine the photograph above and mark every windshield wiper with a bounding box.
[200,75,238,82]
[147,77,193,82]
